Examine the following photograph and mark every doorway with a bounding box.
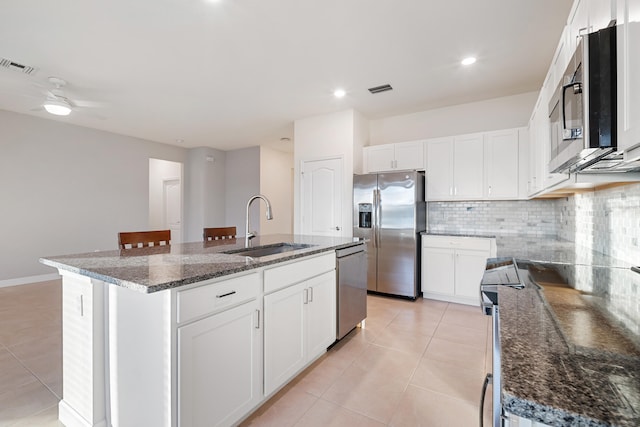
[149,158,183,243]
[300,157,343,237]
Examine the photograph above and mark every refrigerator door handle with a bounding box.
[375,189,382,248]
[372,189,378,248]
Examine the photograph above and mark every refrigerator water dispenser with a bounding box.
[358,203,372,228]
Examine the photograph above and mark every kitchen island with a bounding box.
[491,238,640,427]
[40,234,363,427]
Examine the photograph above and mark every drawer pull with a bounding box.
[216,291,237,298]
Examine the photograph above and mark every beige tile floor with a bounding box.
[1,280,493,427]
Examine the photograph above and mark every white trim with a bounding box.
[0,273,61,288]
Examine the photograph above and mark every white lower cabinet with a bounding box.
[422,235,495,306]
[264,270,336,396]
[178,295,262,427]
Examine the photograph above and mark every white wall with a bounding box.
[294,109,365,236]
[369,92,538,145]
[149,158,182,238]
[185,147,226,242]
[0,109,186,283]
[259,147,293,235]
[225,147,260,237]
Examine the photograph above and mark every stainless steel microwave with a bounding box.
[548,24,617,173]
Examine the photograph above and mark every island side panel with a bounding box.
[58,271,108,427]
[107,284,174,427]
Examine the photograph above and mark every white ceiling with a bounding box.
[0,0,573,152]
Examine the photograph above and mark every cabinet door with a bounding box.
[364,145,395,172]
[263,282,306,396]
[305,271,337,360]
[425,137,454,200]
[454,249,489,302]
[454,134,484,199]
[422,247,455,297]
[589,0,614,33]
[484,129,519,199]
[617,0,640,153]
[568,0,589,55]
[394,140,425,170]
[178,299,261,427]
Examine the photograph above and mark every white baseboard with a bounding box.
[0,273,61,288]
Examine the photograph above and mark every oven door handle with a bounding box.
[479,373,492,427]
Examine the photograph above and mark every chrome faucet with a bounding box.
[245,194,273,247]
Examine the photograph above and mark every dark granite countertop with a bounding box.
[40,234,362,294]
[497,261,640,427]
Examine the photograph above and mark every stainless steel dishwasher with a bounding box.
[336,244,367,340]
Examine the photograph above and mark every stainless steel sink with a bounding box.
[223,243,314,258]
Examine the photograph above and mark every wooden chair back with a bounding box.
[118,230,171,249]
[203,227,237,241]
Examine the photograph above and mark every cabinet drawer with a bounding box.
[177,273,259,324]
[422,235,491,252]
[264,253,335,294]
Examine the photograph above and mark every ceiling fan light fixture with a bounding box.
[461,56,477,66]
[43,99,72,116]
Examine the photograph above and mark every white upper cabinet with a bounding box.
[363,140,425,172]
[453,133,485,199]
[484,129,520,199]
[425,133,484,201]
[425,137,455,200]
[617,0,640,154]
[589,0,615,32]
[568,0,589,54]
[426,129,526,201]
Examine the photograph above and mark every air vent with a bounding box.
[368,84,393,94]
[0,58,38,75]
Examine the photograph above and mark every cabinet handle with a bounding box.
[216,290,236,298]
[255,309,260,329]
[303,288,309,304]
[488,185,492,196]
[309,287,314,302]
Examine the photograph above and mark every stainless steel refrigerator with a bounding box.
[353,171,426,299]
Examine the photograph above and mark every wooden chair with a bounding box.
[203,227,237,241]
[118,230,171,249]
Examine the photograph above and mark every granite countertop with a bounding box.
[40,234,362,294]
[498,262,640,427]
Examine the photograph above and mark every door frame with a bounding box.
[298,155,345,237]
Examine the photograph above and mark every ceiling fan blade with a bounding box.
[73,99,107,108]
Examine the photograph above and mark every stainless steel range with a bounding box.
[479,258,524,427]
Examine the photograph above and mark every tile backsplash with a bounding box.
[427,199,558,236]
[427,182,640,265]
[557,183,640,266]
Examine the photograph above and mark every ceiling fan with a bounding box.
[38,76,105,118]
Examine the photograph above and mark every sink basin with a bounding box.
[224,243,314,258]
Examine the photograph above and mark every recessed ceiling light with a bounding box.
[461,57,477,66]
[333,89,346,98]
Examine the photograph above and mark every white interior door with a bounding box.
[300,158,343,237]
[163,179,182,243]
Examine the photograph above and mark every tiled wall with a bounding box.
[557,183,640,266]
[427,182,640,265]
[427,199,558,236]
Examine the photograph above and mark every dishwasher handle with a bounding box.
[336,244,365,258]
